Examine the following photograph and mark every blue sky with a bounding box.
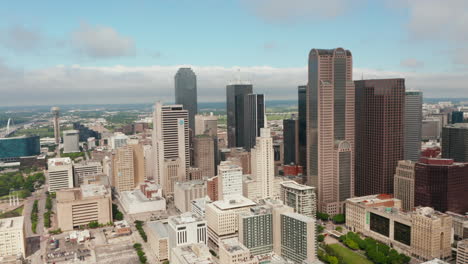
[0,0,467,105]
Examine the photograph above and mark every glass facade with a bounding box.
[0,135,40,160]
[370,212,390,237]
[175,68,198,131]
[394,221,411,246]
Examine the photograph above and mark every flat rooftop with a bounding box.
[175,180,205,190]
[0,216,24,231]
[282,212,314,223]
[280,180,314,191]
[169,212,205,225]
[147,221,168,238]
[81,184,109,198]
[346,194,399,205]
[172,244,214,264]
[212,196,256,210]
[221,238,249,254]
[120,189,164,203]
[48,157,72,166]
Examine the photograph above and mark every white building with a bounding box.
[174,180,207,213]
[171,243,214,264]
[279,181,316,218]
[109,132,128,149]
[195,113,218,137]
[146,221,169,263]
[0,216,25,258]
[218,161,243,200]
[63,130,80,153]
[119,189,166,215]
[191,197,211,217]
[73,161,102,186]
[167,213,207,249]
[250,128,274,200]
[48,158,74,192]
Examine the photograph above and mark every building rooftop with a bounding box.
[0,216,24,231]
[172,243,214,264]
[147,221,168,238]
[445,123,468,129]
[240,205,272,217]
[221,238,249,254]
[280,180,315,191]
[212,195,256,210]
[175,180,205,190]
[346,194,399,205]
[218,161,243,171]
[169,212,205,225]
[81,184,109,198]
[282,212,314,223]
[48,157,72,166]
[120,189,164,203]
[420,258,450,264]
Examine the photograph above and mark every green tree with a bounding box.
[317,225,325,233]
[332,214,345,224]
[335,226,343,232]
[327,256,339,264]
[317,234,325,242]
[88,221,99,228]
[317,212,330,221]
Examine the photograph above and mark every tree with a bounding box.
[317,212,330,221]
[335,226,343,232]
[332,214,345,224]
[327,256,339,264]
[344,238,359,250]
[88,221,99,228]
[317,225,325,233]
[115,211,124,221]
[317,234,325,242]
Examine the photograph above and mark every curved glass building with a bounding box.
[0,135,40,160]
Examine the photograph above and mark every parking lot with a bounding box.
[45,235,92,263]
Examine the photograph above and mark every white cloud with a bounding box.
[0,25,44,52]
[241,0,362,22]
[71,22,135,58]
[0,63,466,106]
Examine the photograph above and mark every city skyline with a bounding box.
[0,1,467,105]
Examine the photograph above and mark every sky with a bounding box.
[0,0,467,106]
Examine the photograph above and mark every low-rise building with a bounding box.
[171,243,214,264]
[56,184,112,231]
[167,213,207,249]
[191,197,211,217]
[119,181,166,216]
[219,238,259,264]
[0,216,25,258]
[146,221,169,263]
[457,239,468,264]
[446,211,468,240]
[73,161,103,187]
[174,180,207,213]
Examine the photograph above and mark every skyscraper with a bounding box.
[243,93,265,151]
[250,128,274,200]
[152,102,190,194]
[298,85,307,168]
[63,130,80,153]
[217,161,243,200]
[193,135,215,177]
[112,144,145,192]
[451,111,464,124]
[283,117,299,165]
[175,68,197,131]
[51,107,61,145]
[393,160,416,211]
[404,91,423,161]
[307,48,355,215]
[280,212,316,264]
[355,79,405,196]
[442,123,468,162]
[226,83,253,148]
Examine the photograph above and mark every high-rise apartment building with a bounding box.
[404,91,423,161]
[48,157,74,192]
[238,206,273,256]
[112,144,145,193]
[152,102,190,192]
[175,68,197,131]
[283,118,299,165]
[73,161,103,187]
[394,160,416,211]
[56,184,112,231]
[355,78,405,196]
[279,181,316,218]
[243,94,265,151]
[280,212,316,264]
[167,213,207,249]
[298,85,307,168]
[217,161,243,200]
[442,123,468,162]
[0,216,25,258]
[226,83,253,148]
[250,128,274,200]
[63,130,80,153]
[307,48,355,214]
[193,135,215,177]
[414,158,468,214]
[51,107,60,145]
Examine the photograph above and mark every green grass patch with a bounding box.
[0,206,24,219]
[328,244,373,264]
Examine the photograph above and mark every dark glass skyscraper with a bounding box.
[175,68,197,131]
[404,91,423,161]
[442,123,468,162]
[243,93,265,151]
[451,111,464,124]
[298,85,307,168]
[0,135,40,161]
[355,79,405,196]
[226,83,253,148]
[283,118,299,165]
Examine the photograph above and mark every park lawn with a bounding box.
[0,206,24,219]
[329,243,373,264]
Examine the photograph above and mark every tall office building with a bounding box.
[451,111,464,124]
[112,144,145,193]
[404,91,423,161]
[243,94,265,151]
[175,68,197,131]
[298,85,307,168]
[63,130,80,153]
[48,158,74,192]
[226,83,253,148]
[195,114,218,137]
[217,161,243,200]
[283,118,299,165]
[414,158,468,214]
[0,216,25,258]
[279,181,316,218]
[393,160,416,211]
[280,212,316,264]
[355,79,405,196]
[193,135,215,177]
[73,161,103,187]
[442,123,468,162]
[152,102,190,188]
[51,107,61,145]
[250,128,274,200]
[307,48,355,214]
